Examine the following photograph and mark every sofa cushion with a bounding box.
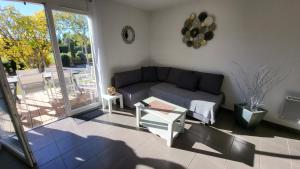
[150,82,224,123]
[141,67,158,82]
[156,67,170,82]
[166,68,185,84]
[117,82,158,108]
[177,71,198,91]
[114,70,141,88]
[197,72,224,95]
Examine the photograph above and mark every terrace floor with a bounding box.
[6,107,299,169]
[0,89,96,137]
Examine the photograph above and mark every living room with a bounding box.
[0,0,300,169]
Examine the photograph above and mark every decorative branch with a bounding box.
[232,62,287,111]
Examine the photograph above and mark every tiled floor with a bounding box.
[0,89,96,136]
[4,108,300,169]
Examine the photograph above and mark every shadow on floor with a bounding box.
[90,110,257,167]
[174,123,256,166]
[0,147,29,169]
[92,108,300,167]
[22,107,300,169]
[27,125,185,169]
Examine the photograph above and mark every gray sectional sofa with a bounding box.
[111,66,224,124]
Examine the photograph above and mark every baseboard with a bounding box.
[219,107,300,134]
[261,120,300,135]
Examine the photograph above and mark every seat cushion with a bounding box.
[150,83,223,123]
[177,71,198,91]
[141,67,158,82]
[118,82,158,108]
[197,72,224,95]
[156,67,170,82]
[114,70,141,88]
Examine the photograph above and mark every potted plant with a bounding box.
[233,63,286,129]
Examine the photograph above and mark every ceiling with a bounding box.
[111,0,190,11]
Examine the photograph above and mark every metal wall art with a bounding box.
[181,12,216,49]
[122,25,135,44]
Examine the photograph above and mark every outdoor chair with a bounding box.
[74,66,97,99]
[49,68,77,97]
[17,70,52,126]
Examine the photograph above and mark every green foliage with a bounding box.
[76,51,87,65]
[0,6,52,71]
[87,54,93,64]
[54,11,89,47]
[61,54,71,67]
[2,60,17,75]
[59,46,69,53]
[75,46,83,54]
[0,6,92,70]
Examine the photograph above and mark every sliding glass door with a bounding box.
[0,60,35,167]
[52,10,99,114]
[0,1,99,167]
[0,1,68,130]
[1,1,100,124]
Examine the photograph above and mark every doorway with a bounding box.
[0,1,68,130]
[52,10,99,114]
[0,1,100,131]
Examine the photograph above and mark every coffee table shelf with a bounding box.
[140,113,182,141]
[135,96,187,147]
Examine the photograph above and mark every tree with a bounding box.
[53,11,90,54]
[0,6,52,71]
[0,6,91,70]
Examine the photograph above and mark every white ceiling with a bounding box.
[111,0,190,11]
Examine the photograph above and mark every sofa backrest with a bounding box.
[195,72,224,95]
[166,68,186,84]
[112,66,224,95]
[166,68,224,95]
[156,67,170,81]
[113,69,141,88]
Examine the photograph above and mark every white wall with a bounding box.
[92,0,150,90]
[149,0,300,129]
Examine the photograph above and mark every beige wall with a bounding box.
[92,0,150,89]
[149,0,300,129]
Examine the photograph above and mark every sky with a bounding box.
[0,1,43,15]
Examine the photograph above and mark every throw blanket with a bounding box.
[190,100,216,124]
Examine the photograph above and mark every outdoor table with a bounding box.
[6,72,54,103]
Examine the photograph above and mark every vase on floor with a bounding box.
[234,103,267,129]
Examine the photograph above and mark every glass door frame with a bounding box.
[0,1,100,167]
[0,61,35,167]
[44,4,101,116]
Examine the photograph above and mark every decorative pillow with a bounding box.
[177,72,198,91]
[141,66,158,82]
[114,70,142,88]
[166,68,185,84]
[156,67,170,81]
[198,72,224,95]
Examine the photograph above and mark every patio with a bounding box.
[0,67,98,136]
[1,88,96,133]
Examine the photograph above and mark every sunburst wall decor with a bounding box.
[181,12,216,49]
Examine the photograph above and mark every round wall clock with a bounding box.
[181,11,216,49]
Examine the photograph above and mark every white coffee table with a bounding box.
[102,93,123,114]
[134,97,187,147]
